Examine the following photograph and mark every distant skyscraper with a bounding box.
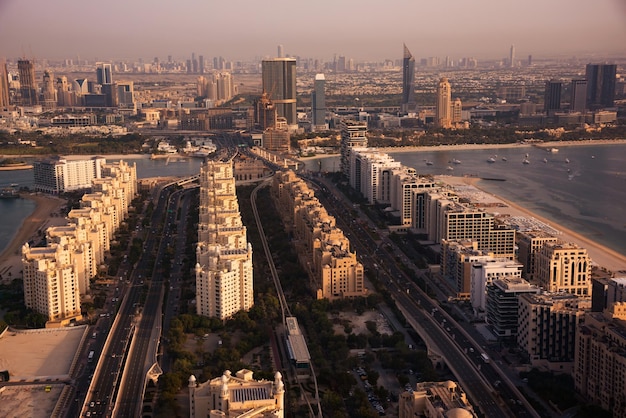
[585,63,617,109]
[401,44,416,113]
[262,58,297,127]
[509,45,515,68]
[198,55,204,74]
[96,62,112,85]
[41,70,57,110]
[277,44,284,58]
[0,59,9,107]
[18,59,38,106]
[544,80,562,115]
[311,73,326,131]
[570,79,587,112]
[435,77,452,128]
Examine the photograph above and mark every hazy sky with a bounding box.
[1,0,625,62]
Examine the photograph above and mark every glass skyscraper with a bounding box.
[262,58,297,127]
[402,44,416,113]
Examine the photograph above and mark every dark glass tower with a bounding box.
[262,58,297,127]
[402,44,416,112]
[544,80,562,115]
[585,64,616,109]
[18,59,38,106]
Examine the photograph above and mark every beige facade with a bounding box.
[575,304,626,415]
[535,241,592,295]
[189,369,284,418]
[435,77,452,128]
[272,170,366,300]
[516,230,559,282]
[518,292,589,371]
[195,161,254,320]
[399,381,476,418]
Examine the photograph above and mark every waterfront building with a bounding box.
[591,276,626,312]
[399,380,476,418]
[518,292,589,371]
[389,166,436,229]
[401,44,416,113]
[544,80,562,115]
[485,277,540,339]
[18,59,38,106]
[188,369,284,418]
[339,119,368,178]
[585,63,617,109]
[470,258,524,314]
[33,156,106,194]
[195,161,254,320]
[534,241,592,295]
[435,77,452,128]
[261,58,297,128]
[575,304,626,415]
[516,230,559,282]
[22,243,82,326]
[45,225,96,295]
[570,79,587,112]
[349,149,401,204]
[311,73,327,131]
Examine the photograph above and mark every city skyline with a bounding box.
[0,0,625,62]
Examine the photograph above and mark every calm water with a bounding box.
[0,156,204,253]
[303,143,626,257]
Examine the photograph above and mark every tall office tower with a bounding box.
[401,44,416,113]
[570,79,587,112]
[56,76,72,106]
[18,59,38,106]
[311,73,327,131]
[509,44,515,68]
[262,58,297,127]
[116,81,135,106]
[41,69,57,110]
[451,98,462,123]
[340,119,368,177]
[195,161,254,320]
[0,59,9,107]
[544,80,562,115]
[216,72,234,101]
[277,44,284,58]
[435,77,452,128]
[585,63,617,109]
[96,62,112,85]
[337,55,346,72]
[187,59,192,73]
[528,54,532,66]
[198,55,204,74]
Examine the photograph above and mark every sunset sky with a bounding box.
[1,0,624,62]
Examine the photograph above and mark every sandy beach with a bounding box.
[0,193,67,282]
[447,176,626,274]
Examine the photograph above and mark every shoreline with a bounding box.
[449,176,626,274]
[0,193,67,281]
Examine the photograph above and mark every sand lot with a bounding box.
[331,310,393,336]
[0,325,87,381]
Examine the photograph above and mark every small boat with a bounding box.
[425,161,433,166]
[452,159,461,164]
[487,157,496,163]
[446,166,454,171]
[591,155,595,159]
[549,148,559,153]
[543,158,548,163]
[565,158,570,163]
[502,157,507,162]
[523,159,530,165]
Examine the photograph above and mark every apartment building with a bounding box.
[575,303,626,416]
[469,258,524,314]
[195,161,254,320]
[516,230,559,282]
[349,149,401,204]
[340,119,368,178]
[399,380,477,418]
[188,369,285,418]
[33,156,107,194]
[485,277,540,339]
[535,241,592,295]
[388,166,436,230]
[517,292,590,372]
[272,170,366,300]
[22,160,136,326]
[22,244,82,326]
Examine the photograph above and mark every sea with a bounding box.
[1,144,625,258]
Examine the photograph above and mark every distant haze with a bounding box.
[1,0,625,61]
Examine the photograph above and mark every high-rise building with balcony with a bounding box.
[195,161,254,320]
[339,119,368,177]
[262,58,297,127]
[0,59,10,107]
[33,156,107,194]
